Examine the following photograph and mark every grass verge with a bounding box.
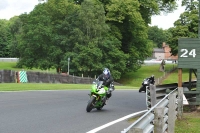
[175,111,200,133]
[117,64,177,87]
[162,69,197,84]
[0,83,136,91]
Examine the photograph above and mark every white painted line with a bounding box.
[86,110,147,133]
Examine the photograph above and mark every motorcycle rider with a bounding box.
[97,68,115,103]
[139,75,155,93]
[148,75,155,85]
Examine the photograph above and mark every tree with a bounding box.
[12,0,179,79]
[167,1,198,56]
[16,0,80,72]
[148,26,171,48]
[17,4,54,69]
[0,19,11,57]
[105,0,153,72]
[8,16,22,57]
[61,0,127,79]
[139,0,177,25]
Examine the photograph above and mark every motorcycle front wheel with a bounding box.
[86,96,96,112]
[139,86,143,92]
[139,86,147,92]
[96,97,106,110]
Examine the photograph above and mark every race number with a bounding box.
[180,49,196,58]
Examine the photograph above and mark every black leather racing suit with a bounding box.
[97,74,114,98]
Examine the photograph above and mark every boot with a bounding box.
[105,97,109,105]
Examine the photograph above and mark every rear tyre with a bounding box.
[86,96,96,112]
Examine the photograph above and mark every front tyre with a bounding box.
[139,86,143,92]
[97,97,106,110]
[86,96,96,112]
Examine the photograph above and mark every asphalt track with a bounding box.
[0,90,147,133]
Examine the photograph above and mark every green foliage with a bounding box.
[148,26,172,48]
[17,4,54,70]
[167,1,198,56]
[17,0,79,72]
[7,16,22,57]
[0,19,11,57]
[106,0,153,72]
[64,0,109,74]
[1,0,179,79]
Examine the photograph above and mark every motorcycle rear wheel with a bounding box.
[86,96,96,112]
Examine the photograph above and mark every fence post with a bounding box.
[150,84,157,106]
[177,87,183,119]
[146,84,157,109]
[168,92,177,133]
[2,70,4,83]
[11,70,15,83]
[154,107,167,133]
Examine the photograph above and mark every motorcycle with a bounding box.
[86,80,108,112]
[139,78,151,93]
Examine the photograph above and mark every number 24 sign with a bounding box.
[180,49,196,58]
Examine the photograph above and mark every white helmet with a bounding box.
[103,68,110,78]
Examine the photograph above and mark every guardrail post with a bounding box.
[146,84,157,109]
[177,87,183,119]
[168,92,177,133]
[2,70,4,83]
[150,84,157,107]
[154,107,166,133]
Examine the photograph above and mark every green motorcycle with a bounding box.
[86,80,108,112]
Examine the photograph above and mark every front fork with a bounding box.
[88,94,105,107]
[88,94,99,103]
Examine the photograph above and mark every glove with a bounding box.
[110,84,115,91]
[109,88,113,92]
[98,86,101,90]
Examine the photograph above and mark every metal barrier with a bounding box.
[121,88,179,133]
[0,58,19,62]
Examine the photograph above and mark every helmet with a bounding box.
[103,68,110,79]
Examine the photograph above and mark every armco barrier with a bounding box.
[121,88,179,133]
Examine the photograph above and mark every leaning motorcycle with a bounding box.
[139,78,150,93]
[86,80,108,112]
